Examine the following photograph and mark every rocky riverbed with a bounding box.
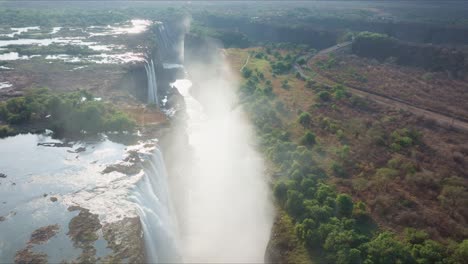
[0,133,162,263]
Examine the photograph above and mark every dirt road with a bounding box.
[300,43,468,132]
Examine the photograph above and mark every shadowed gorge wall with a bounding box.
[352,33,468,78]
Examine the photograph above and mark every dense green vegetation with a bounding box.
[237,47,467,264]
[355,32,395,43]
[189,22,251,48]
[0,124,15,137]
[0,88,135,137]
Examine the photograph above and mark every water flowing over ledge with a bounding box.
[131,147,181,263]
[145,59,159,106]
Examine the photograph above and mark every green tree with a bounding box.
[364,232,414,264]
[411,240,445,264]
[318,91,331,102]
[104,112,136,131]
[274,181,289,205]
[286,190,304,218]
[295,218,316,246]
[452,240,468,264]
[349,248,363,264]
[336,194,354,218]
[242,67,252,78]
[301,131,316,146]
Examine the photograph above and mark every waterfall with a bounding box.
[156,23,184,63]
[157,24,174,53]
[130,22,186,263]
[144,59,158,106]
[130,148,180,263]
[171,77,273,262]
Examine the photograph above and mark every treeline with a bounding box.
[0,88,135,138]
[238,50,468,263]
[192,13,338,50]
[189,23,251,48]
[0,8,129,27]
[352,32,468,78]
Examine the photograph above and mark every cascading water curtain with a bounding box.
[130,148,180,263]
[144,59,158,106]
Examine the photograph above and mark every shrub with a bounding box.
[301,131,316,146]
[390,128,421,151]
[305,78,316,88]
[254,52,265,59]
[336,129,345,141]
[405,171,439,190]
[271,61,291,75]
[318,91,331,101]
[331,162,347,178]
[349,95,369,110]
[0,124,15,137]
[104,112,136,132]
[376,167,399,178]
[242,67,252,78]
[438,185,467,216]
[404,228,429,244]
[298,112,311,128]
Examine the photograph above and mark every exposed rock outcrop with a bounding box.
[102,217,146,263]
[14,248,47,264]
[65,206,145,263]
[29,225,60,245]
[15,224,60,264]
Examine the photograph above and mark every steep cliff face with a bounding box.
[307,17,468,45]
[148,22,186,105]
[195,15,338,50]
[352,33,468,78]
[119,64,148,102]
[238,22,338,50]
[121,21,186,107]
[196,14,468,49]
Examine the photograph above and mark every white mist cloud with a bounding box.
[170,41,274,262]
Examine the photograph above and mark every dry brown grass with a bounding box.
[228,47,468,242]
[310,54,468,120]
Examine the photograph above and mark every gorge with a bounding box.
[1,2,468,264]
[0,17,274,263]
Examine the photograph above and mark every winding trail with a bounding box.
[298,42,468,132]
[239,54,251,73]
